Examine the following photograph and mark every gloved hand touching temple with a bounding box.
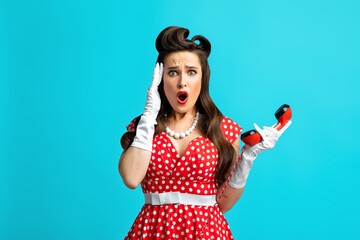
[228,120,292,189]
[130,62,163,151]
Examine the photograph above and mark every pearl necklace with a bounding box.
[165,112,199,139]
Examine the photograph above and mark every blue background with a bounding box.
[1,0,359,239]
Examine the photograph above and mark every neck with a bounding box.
[165,108,199,138]
[169,108,197,121]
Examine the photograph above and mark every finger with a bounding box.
[263,125,275,130]
[253,123,262,133]
[157,62,164,82]
[160,62,163,73]
[278,120,292,135]
[151,63,162,87]
[254,123,269,140]
[264,125,279,132]
[159,62,164,78]
[152,62,159,80]
[154,62,159,73]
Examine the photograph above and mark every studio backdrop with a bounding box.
[1,0,359,239]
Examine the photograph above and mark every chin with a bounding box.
[169,103,195,114]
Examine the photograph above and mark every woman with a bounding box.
[119,26,291,240]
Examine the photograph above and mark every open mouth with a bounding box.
[177,91,188,104]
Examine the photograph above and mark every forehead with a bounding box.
[164,51,201,67]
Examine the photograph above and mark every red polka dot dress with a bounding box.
[124,116,242,240]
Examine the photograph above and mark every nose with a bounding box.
[177,73,187,88]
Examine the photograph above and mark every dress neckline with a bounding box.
[161,132,204,159]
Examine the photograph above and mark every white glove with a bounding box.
[228,120,292,189]
[130,62,163,151]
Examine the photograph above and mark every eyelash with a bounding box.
[169,70,197,76]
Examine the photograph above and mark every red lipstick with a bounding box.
[177,91,188,104]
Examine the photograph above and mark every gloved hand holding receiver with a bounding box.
[241,104,292,146]
[228,104,292,189]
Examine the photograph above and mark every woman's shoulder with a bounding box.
[221,115,243,144]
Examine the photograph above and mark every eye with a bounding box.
[169,71,178,76]
[188,70,196,76]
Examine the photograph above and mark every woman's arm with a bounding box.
[218,121,292,213]
[118,147,151,189]
[118,62,163,190]
[217,137,244,214]
[217,185,244,214]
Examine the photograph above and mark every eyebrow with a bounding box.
[167,65,199,70]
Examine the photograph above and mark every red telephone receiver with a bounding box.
[241,104,292,146]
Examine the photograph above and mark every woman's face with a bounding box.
[163,51,202,114]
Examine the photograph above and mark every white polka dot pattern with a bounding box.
[126,117,137,132]
[124,116,242,239]
[221,116,243,144]
[125,204,234,240]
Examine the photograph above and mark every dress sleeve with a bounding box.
[221,116,243,144]
[125,116,140,132]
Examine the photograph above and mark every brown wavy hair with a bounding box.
[121,26,237,189]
